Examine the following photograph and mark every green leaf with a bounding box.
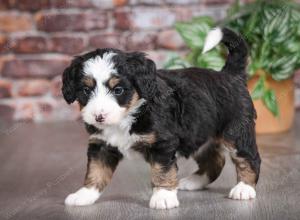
[271,55,298,80]
[175,16,215,49]
[226,0,300,80]
[186,50,202,66]
[285,37,300,53]
[270,55,292,70]
[291,8,300,22]
[191,16,215,26]
[244,1,260,35]
[196,50,225,71]
[163,54,191,69]
[263,89,279,117]
[226,0,241,18]
[251,75,265,100]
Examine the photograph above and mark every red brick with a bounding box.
[115,8,176,30]
[7,0,99,10]
[61,0,127,9]
[125,32,156,51]
[55,0,107,9]
[191,5,227,20]
[17,79,50,97]
[0,55,14,73]
[10,36,48,53]
[130,0,164,5]
[113,0,128,6]
[157,29,185,50]
[173,6,193,22]
[0,35,8,53]
[49,35,86,54]
[13,0,50,11]
[0,80,12,98]
[165,0,201,4]
[12,0,85,11]
[10,35,86,54]
[114,10,132,30]
[0,13,33,33]
[89,33,124,49]
[204,0,234,4]
[2,55,70,79]
[130,8,176,29]
[0,0,13,10]
[35,11,108,32]
[61,0,94,8]
[51,75,62,97]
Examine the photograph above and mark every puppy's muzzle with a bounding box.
[95,114,107,123]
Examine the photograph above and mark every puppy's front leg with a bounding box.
[149,159,179,209]
[65,140,122,206]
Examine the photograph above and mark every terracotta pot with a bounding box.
[247,75,295,134]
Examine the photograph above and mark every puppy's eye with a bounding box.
[113,86,124,96]
[83,87,91,96]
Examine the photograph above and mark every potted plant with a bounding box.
[165,0,300,134]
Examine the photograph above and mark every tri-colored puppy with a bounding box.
[62,27,261,209]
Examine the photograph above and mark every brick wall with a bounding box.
[0,0,299,122]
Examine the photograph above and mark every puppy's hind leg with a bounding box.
[65,139,123,206]
[179,141,225,191]
[223,120,261,200]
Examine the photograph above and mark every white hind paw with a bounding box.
[178,174,210,191]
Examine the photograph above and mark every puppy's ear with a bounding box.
[62,65,77,104]
[126,52,157,100]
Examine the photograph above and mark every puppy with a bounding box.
[62,27,261,209]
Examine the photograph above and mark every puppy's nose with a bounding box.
[95,114,106,123]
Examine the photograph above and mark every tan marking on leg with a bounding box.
[130,133,156,157]
[107,77,120,89]
[151,163,178,190]
[84,159,113,191]
[231,154,257,187]
[194,142,225,183]
[221,137,257,187]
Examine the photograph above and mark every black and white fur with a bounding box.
[62,27,261,209]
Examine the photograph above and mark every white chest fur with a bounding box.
[90,125,142,159]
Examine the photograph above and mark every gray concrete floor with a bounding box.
[0,115,300,220]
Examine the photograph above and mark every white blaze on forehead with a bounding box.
[83,52,117,83]
[81,51,126,126]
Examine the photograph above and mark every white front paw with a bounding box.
[229,182,256,200]
[65,187,101,206]
[149,188,179,209]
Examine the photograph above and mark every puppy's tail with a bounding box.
[202,27,248,76]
